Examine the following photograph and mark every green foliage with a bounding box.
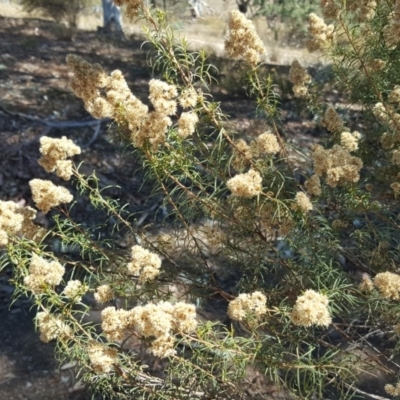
[20,0,90,31]
[253,0,320,43]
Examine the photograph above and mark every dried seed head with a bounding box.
[225,10,267,66]
[290,290,331,327]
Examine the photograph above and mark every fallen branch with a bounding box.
[341,382,391,400]
[0,104,110,146]
[0,104,109,127]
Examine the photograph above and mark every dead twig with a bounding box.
[0,104,110,146]
[341,381,391,400]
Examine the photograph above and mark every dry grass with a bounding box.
[0,2,29,18]
[0,1,321,66]
[0,1,102,29]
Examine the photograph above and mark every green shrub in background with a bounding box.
[20,0,92,36]
[253,0,320,44]
[2,0,400,399]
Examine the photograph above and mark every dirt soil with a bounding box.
[0,14,330,400]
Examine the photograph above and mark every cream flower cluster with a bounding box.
[94,284,115,303]
[127,245,162,284]
[138,110,173,150]
[227,291,267,321]
[132,302,197,357]
[87,341,118,374]
[392,149,400,165]
[304,174,321,196]
[17,205,45,242]
[0,201,24,246]
[63,279,87,302]
[149,79,177,115]
[101,307,132,342]
[254,132,281,155]
[178,112,198,139]
[104,69,149,134]
[383,0,400,48]
[293,192,313,213]
[321,106,343,133]
[24,254,65,294]
[66,54,108,109]
[384,96,400,180]
[67,55,146,143]
[226,168,262,198]
[290,289,332,327]
[312,144,363,188]
[340,131,361,152]
[389,86,400,104]
[374,101,400,180]
[29,179,73,213]
[0,201,44,247]
[67,55,198,150]
[232,132,280,171]
[373,272,400,300]
[232,139,253,171]
[385,382,400,397]
[179,87,198,108]
[373,102,388,123]
[101,301,197,358]
[37,310,73,343]
[373,102,400,135]
[289,60,312,98]
[38,136,81,181]
[359,275,374,293]
[391,181,400,195]
[225,10,267,67]
[307,13,335,53]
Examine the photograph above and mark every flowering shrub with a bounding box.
[3,0,400,399]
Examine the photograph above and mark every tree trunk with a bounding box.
[101,0,123,32]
